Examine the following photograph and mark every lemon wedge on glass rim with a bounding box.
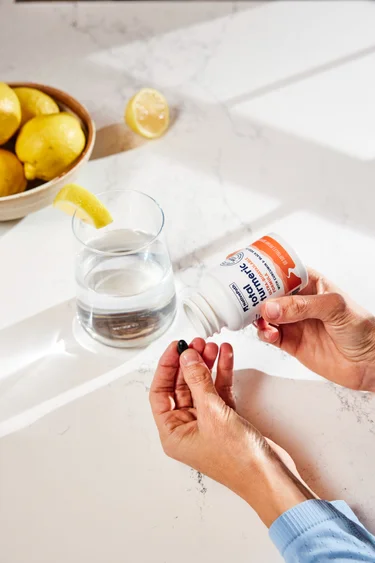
[53,184,113,229]
[125,88,169,139]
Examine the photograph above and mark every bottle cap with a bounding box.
[183,292,222,338]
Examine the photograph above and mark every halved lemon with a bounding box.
[53,184,113,229]
[125,88,169,139]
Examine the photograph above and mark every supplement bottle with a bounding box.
[183,233,308,338]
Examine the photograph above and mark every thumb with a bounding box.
[180,348,218,408]
[261,292,347,325]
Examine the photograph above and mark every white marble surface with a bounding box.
[1,2,375,562]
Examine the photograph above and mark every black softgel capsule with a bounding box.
[177,340,189,355]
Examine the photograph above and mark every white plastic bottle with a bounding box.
[183,233,308,338]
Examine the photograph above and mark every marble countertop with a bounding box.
[1,1,375,561]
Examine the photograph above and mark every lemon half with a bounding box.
[125,88,169,139]
[53,184,113,229]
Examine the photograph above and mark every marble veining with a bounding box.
[1,2,375,562]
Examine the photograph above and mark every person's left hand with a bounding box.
[150,338,315,526]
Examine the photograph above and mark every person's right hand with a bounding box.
[257,268,375,391]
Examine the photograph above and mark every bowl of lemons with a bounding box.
[0,82,95,221]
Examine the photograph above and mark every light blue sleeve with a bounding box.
[269,499,375,562]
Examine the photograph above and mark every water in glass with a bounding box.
[76,227,176,347]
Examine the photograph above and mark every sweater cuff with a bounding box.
[269,499,357,554]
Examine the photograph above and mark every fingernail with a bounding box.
[265,301,280,320]
[180,349,201,366]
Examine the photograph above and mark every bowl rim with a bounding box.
[1,82,96,202]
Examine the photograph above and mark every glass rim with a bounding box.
[71,189,165,256]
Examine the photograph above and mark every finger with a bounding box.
[190,339,219,370]
[298,267,320,296]
[257,326,280,345]
[300,267,338,296]
[175,341,219,409]
[150,341,179,417]
[256,317,281,344]
[175,338,208,409]
[190,337,206,356]
[215,343,235,408]
[174,368,194,410]
[261,293,347,325]
[180,348,219,409]
[202,342,219,371]
[175,339,203,410]
[255,317,270,330]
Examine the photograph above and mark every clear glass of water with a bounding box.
[72,190,176,348]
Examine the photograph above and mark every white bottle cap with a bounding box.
[183,292,222,339]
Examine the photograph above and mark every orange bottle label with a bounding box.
[251,236,302,293]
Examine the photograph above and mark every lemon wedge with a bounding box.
[125,88,169,139]
[53,184,113,229]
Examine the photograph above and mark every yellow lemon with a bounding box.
[16,112,86,181]
[125,88,169,139]
[0,82,21,145]
[0,149,27,198]
[53,184,113,229]
[13,87,59,127]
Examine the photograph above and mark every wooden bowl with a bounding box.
[0,83,95,221]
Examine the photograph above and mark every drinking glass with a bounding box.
[72,190,176,348]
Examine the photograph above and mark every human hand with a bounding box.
[150,338,315,526]
[257,268,375,391]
